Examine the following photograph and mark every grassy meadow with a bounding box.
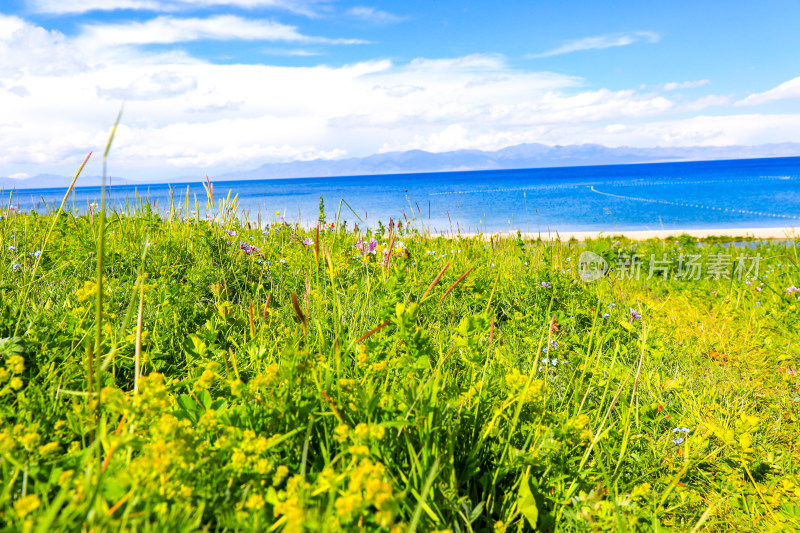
[1,183,799,532]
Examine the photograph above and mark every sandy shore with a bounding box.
[524,227,798,241]
[436,227,798,241]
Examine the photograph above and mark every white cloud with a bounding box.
[680,94,731,111]
[2,16,798,180]
[262,48,322,56]
[0,15,89,79]
[98,71,197,100]
[736,76,800,106]
[377,89,675,152]
[372,84,424,97]
[29,0,321,16]
[662,79,710,91]
[347,6,405,24]
[585,114,800,147]
[0,14,26,37]
[381,113,800,154]
[8,86,31,98]
[77,15,366,47]
[532,31,660,58]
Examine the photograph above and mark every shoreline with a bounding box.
[435,226,798,241]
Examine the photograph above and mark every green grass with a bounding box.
[1,189,799,532]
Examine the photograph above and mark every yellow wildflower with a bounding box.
[333,424,350,443]
[14,495,40,518]
[354,423,370,441]
[195,369,215,391]
[38,442,61,457]
[18,432,40,450]
[245,493,265,510]
[273,465,289,486]
[349,445,370,457]
[7,355,24,374]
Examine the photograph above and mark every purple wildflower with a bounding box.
[302,238,314,246]
[630,308,642,321]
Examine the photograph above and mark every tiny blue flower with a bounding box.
[7,246,15,251]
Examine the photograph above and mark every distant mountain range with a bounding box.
[3,142,800,190]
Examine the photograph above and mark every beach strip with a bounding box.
[521,226,798,241]
[433,227,798,241]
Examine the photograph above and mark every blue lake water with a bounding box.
[5,156,800,234]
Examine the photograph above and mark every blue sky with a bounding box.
[1,0,800,179]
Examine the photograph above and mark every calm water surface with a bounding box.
[6,157,800,234]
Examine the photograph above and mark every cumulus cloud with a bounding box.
[2,15,797,180]
[77,15,367,47]
[8,86,31,98]
[346,6,405,24]
[532,31,660,58]
[736,76,800,106]
[0,15,90,78]
[377,89,675,152]
[97,71,197,100]
[29,0,322,16]
[680,94,731,111]
[381,113,800,154]
[372,84,424,97]
[662,79,710,91]
[585,114,800,147]
[262,48,322,56]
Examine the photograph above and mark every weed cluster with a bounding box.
[0,194,799,531]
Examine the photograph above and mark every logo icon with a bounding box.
[579,251,608,282]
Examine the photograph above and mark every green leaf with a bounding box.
[0,336,25,358]
[519,477,538,530]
